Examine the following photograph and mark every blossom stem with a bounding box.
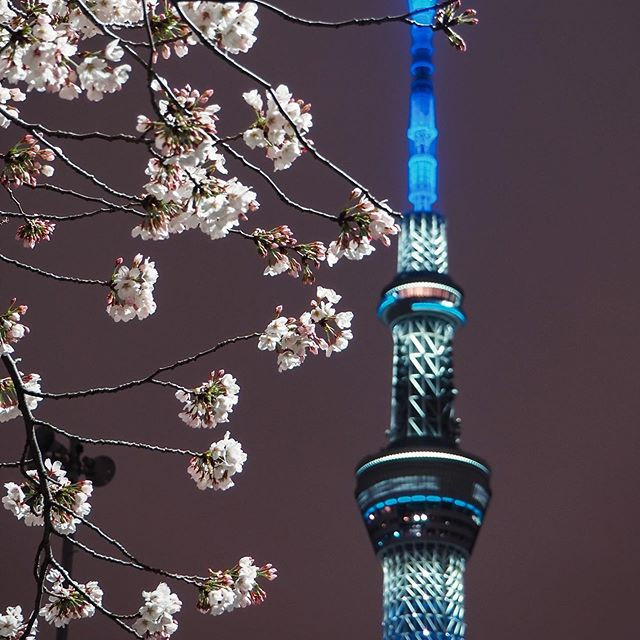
[29,332,260,400]
[172,1,400,218]
[35,418,198,457]
[0,253,109,286]
[205,0,455,29]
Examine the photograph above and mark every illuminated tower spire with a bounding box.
[355,3,491,639]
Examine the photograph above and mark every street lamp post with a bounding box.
[33,426,115,640]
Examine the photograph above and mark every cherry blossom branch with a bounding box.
[0,459,31,468]
[0,252,109,286]
[28,332,260,399]
[63,534,205,588]
[29,184,144,215]
[0,206,130,221]
[54,506,205,587]
[19,122,149,145]
[0,107,142,202]
[215,0,455,28]
[219,139,338,220]
[1,353,54,639]
[48,556,141,637]
[35,419,198,457]
[71,0,174,120]
[171,1,399,218]
[3,184,25,215]
[1,355,185,633]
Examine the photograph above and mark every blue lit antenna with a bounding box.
[398,0,449,276]
[354,2,492,638]
[407,0,438,212]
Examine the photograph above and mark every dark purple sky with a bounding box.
[1,1,639,638]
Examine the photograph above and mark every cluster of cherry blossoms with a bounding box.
[0,4,132,102]
[106,254,158,322]
[0,1,259,114]
[188,431,247,491]
[0,136,54,187]
[434,1,479,52]
[0,373,41,423]
[243,85,313,171]
[132,583,182,639]
[15,218,56,249]
[253,225,326,284]
[134,85,259,242]
[0,299,28,354]
[328,189,399,265]
[39,568,102,628]
[0,605,37,640]
[259,287,354,371]
[181,2,259,54]
[0,86,25,129]
[175,370,239,429]
[3,459,92,534]
[197,557,277,616]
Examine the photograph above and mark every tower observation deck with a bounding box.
[354,3,491,638]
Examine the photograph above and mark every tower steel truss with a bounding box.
[354,2,492,639]
[382,544,466,640]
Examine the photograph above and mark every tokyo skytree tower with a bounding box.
[354,2,492,638]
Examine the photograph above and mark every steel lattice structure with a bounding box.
[382,544,466,640]
[354,2,492,639]
[390,316,458,442]
[397,212,449,275]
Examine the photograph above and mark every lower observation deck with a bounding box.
[355,443,491,555]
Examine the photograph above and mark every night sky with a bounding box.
[1,0,639,638]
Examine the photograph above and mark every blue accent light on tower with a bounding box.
[407,0,438,212]
[354,3,492,639]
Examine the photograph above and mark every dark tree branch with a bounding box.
[36,419,198,457]
[0,252,109,286]
[28,332,260,399]
[171,1,400,219]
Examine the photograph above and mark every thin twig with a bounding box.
[29,184,144,215]
[219,140,337,220]
[0,252,109,286]
[35,419,198,457]
[172,1,400,219]
[48,556,141,637]
[0,206,131,221]
[0,459,32,468]
[0,107,142,202]
[23,122,149,145]
[29,332,259,399]
[206,0,453,29]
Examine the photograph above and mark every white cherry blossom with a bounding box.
[182,3,259,54]
[0,85,25,129]
[133,583,181,639]
[39,569,102,628]
[197,557,277,616]
[327,189,399,266]
[106,254,158,322]
[259,288,354,371]
[0,605,37,640]
[0,299,28,354]
[0,373,41,423]
[188,432,247,491]
[242,84,312,171]
[175,371,239,429]
[3,459,92,534]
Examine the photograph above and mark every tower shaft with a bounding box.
[382,544,466,640]
[355,3,491,639]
